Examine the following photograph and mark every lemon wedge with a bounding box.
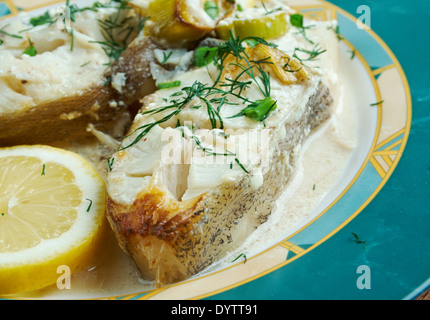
[0,145,106,295]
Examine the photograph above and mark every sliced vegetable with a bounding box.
[252,44,309,85]
[220,43,308,87]
[216,11,289,40]
[143,0,235,45]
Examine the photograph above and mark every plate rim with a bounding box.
[0,0,412,300]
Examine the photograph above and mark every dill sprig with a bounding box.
[122,34,281,152]
[21,0,143,55]
[290,13,315,45]
[293,44,327,64]
[91,1,144,62]
[0,24,23,41]
[191,133,249,174]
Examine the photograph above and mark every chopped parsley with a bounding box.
[204,1,219,20]
[158,81,182,90]
[293,44,327,64]
[193,46,219,67]
[23,38,37,56]
[29,11,53,27]
[107,157,115,171]
[289,13,315,44]
[161,51,173,64]
[86,198,93,212]
[123,34,284,150]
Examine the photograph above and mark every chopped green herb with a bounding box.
[161,51,173,64]
[351,232,366,244]
[86,198,93,212]
[332,25,343,41]
[290,13,315,44]
[107,157,115,171]
[41,164,46,176]
[70,28,74,51]
[23,38,37,56]
[123,34,281,151]
[29,11,52,27]
[204,1,219,20]
[232,253,247,264]
[194,46,218,67]
[104,77,112,87]
[0,25,23,40]
[261,1,282,15]
[158,81,182,90]
[370,100,384,106]
[313,184,316,190]
[230,97,277,122]
[293,45,327,63]
[290,13,304,28]
[349,49,356,60]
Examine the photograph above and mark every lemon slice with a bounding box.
[0,145,106,295]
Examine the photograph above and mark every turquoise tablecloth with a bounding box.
[206,0,430,300]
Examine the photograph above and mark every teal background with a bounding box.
[205,0,430,300]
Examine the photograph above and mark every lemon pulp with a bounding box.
[0,145,106,295]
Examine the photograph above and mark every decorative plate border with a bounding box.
[0,0,411,300]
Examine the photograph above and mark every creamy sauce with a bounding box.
[14,45,359,301]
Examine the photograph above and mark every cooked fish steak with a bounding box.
[106,6,340,287]
[0,1,155,146]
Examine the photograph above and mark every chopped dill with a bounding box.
[85,198,93,212]
[351,232,366,244]
[293,45,327,63]
[370,100,384,106]
[290,13,315,44]
[107,157,115,171]
[0,24,23,40]
[232,253,247,264]
[104,76,112,87]
[29,11,53,27]
[161,51,173,64]
[261,1,282,15]
[158,81,182,90]
[23,38,37,56]
[121,34,285,165]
